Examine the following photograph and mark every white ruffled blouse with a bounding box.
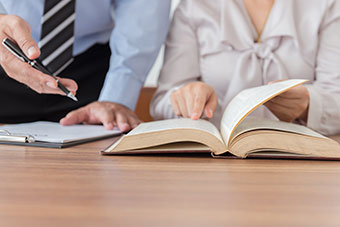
[151,0,340,136]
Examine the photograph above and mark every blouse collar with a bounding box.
[219,0,298,49]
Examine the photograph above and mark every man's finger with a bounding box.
[21,68,62,94]
[57,77,79,92]
[8,16,40,59]
[93,107,115,130]
[60,108,88,126]
[127,116,141,129]
[2,59,60,94]
[115,112,131,132]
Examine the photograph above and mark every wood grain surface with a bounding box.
[0,135,340,227]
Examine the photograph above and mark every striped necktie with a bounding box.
[39,0,76,76]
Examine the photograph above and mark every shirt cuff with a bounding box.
[150,85,182,120]
[98,73,143,111]
[305,85,323,132]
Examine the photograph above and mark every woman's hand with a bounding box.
[265,84,310,122]
[170,82,218,120]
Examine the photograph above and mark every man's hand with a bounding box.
[265,84,310,122]
[170,82,218,120]
[60,101,141,132]
[0,15,77,95]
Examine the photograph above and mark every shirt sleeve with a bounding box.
[305,0,340,136]
[150,1,201,120]
[98,0,171,110]
[0,2,7,14]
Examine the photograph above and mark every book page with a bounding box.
[109,142,211,153]
[103,118,227,154]
[129,118,223,143]
[231,117,326,143]
[220,79,307,146]
[0,122,121,143]
[228,130,340,159]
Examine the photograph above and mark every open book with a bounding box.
[102,80,340,159]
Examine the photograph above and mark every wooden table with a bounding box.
[1,136,340,227]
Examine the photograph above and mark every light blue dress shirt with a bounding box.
[0,0,170,110]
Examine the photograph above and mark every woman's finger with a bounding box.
[191,94,206,120]
[170,92,181,116]
[174,90,189,118]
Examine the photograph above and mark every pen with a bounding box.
[1,38,78,101]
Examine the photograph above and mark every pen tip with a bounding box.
[67,93,78,102]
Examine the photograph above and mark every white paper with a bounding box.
[0,121,121,143]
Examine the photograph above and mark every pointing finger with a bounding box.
[204,92,218,119]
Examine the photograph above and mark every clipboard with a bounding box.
[0,122,122,148]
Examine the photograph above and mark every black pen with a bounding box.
[1,38,78,101]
